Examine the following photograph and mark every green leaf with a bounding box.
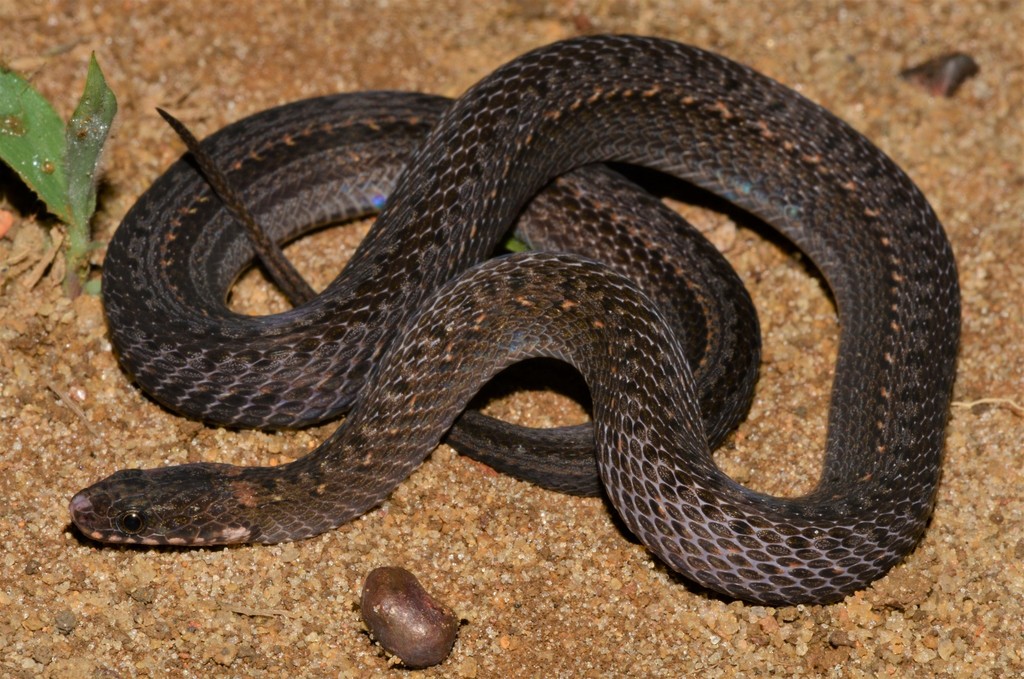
[0,66,71,222]
[501,234,531,253]
[65,53,117,231]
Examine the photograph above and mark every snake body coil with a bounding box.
[71,36,959,605]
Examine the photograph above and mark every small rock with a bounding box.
[54,610,77,635]
[360,566,458,669]
[129,587,155,604]
[150,619,172,640]
[900,52,979,98]
[32,643,53,666]
[829,630,855,648]
[22,612,45,631]
[211,643,238,666]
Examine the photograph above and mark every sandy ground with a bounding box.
[1,1,1022,677]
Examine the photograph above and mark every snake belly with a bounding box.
[71,35,959,606]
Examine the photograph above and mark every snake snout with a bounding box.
[68,490,122,544]
[68,491,94,529]
[69,491,92,515]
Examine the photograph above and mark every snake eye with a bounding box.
[117,510,146,535]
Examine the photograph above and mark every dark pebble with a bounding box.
[899,52,979,97]
[360,566,458,669]
[54,610,77,635]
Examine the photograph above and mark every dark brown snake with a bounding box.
[70,35,960,606]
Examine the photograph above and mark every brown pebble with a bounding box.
[829,630,855,648]
[211,643,239,666]
[899,52,979,97]
[360,566,458,669]
[129,587,155,604]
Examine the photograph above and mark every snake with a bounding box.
[70,35,960,606]
[94,89,762,496]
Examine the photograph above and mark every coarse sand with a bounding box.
[1,1,1021,676]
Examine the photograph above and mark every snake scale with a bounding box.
[70,35,960,605]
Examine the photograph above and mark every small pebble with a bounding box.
[129,587,155,604]
[829,630,855,648]
[360,566,458,669]
[899,52,979,97]
[54,610,77,636]
[211,643,238,666]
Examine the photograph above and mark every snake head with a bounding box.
[69,463,256,546]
